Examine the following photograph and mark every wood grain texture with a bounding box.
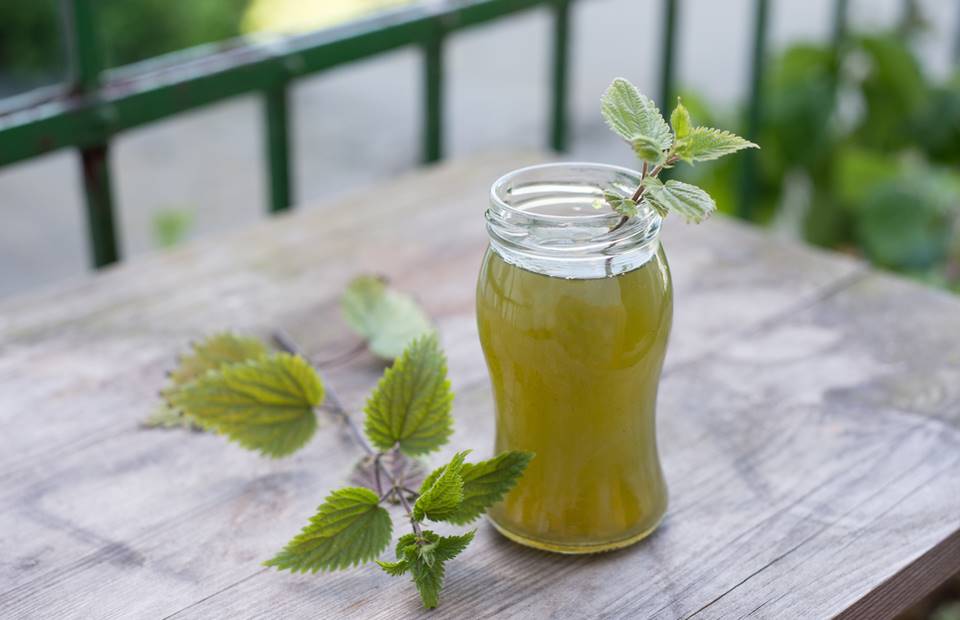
[0,152,957,619]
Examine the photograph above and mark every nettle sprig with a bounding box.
[154,279,533,609]
[597,77,759,221]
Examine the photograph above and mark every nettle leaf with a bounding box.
[413,451,469,522]
[265,487,392,573]
[598,189,638,217]
[363,333,453,456]
[631,135,667,163]
[156,332,269,428]
[443,451,534,525]
[375,558,409,576]
[674,127,758,164]
[342,275,432,360]
[643,177,717,223]
[142,402,198,430]
[169,353,323,457]
[168,332,269,388]
[670,98,692,139]
[390,530,475,609]
[601,78,672,158]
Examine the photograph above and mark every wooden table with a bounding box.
[2,153,958,619]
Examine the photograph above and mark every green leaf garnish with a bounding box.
[674,126,759,163]
[265,487,392,573]
[342,275,432,360]
[670,97,692,139]
[413,450,470,521]
[168,352,323,457]
[363,333,453,456]
[598,78,758,222]
[642,177,718,223]
[598,189,639,217]
[601,77,672,163]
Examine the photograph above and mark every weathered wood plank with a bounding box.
[161,270,960,620]
[1,152,955,619]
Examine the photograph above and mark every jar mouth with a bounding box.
[486,162,662,278]
[490,161,648,225]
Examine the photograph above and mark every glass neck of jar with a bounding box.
[485,162,662,279]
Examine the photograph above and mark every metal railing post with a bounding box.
[264,84,293,212]
[549,0,571,152]
[658,0,679,113]
[737,0,769,221]
[63,0,120,267]
[422,25,445,164]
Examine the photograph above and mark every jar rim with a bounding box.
[490,161,645,225]
[485,161,662,279]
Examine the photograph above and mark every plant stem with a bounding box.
[273,329,426,540]
[311,341,368,369]
[272,329,373,456]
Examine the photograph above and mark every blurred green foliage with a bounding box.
[0,0,248,83]
[152,208,195,249]
[678,27,960,294]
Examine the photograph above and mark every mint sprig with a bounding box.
[157,327,532,609]
[599,77,758,222]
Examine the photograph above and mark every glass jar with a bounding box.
[476,162,673,554]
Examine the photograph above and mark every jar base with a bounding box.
[486,514,664,555]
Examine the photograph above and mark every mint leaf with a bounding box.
[265,487,392,573]
[342,275,432,360]
[670,98,692,139]
[169,352,323,457]
[442,451,534,525]
[363,333,453,456]
[413,451,469,521]
[643,177,717,223]
[674,126,758,163]
[393,530,475,609]
[600,78,672,161]
[168,332,268,388]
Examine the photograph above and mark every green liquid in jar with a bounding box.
[476,246,673,553]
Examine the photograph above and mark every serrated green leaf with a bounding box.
[142,402,198,430]
[168,332,268,388]
[670,98,692,138]
[168,353,323,457]
[601,78,672,157]
[154,332,269,429]
[674,126,758,163]
[363,333,453,456]
[643,178,717,223]
[342,275,432,360]
[433,530,475,562]
[265,487,392,573]
[436,451,534,525]
[413,451,469,522]
[601,190,639,218]
[376,558,409,576]
[630,135,667,163]
[397,530,475,609]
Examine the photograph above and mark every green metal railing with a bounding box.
[0,0,880,269]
